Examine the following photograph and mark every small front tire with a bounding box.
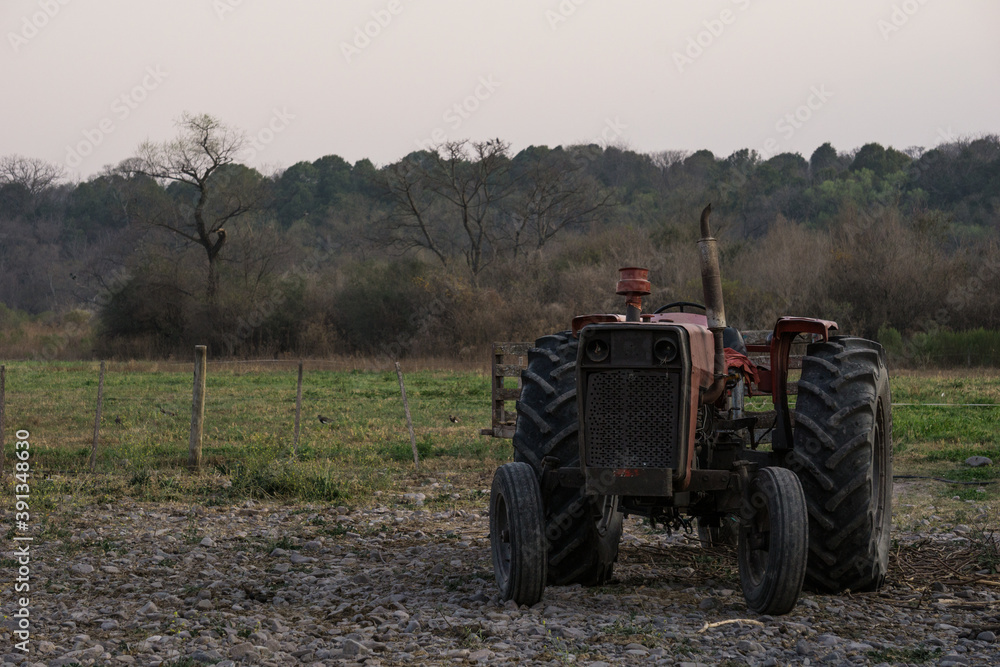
[490,462,547,606]
[738,466,809,615]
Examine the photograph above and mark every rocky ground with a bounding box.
[2,479,998,667]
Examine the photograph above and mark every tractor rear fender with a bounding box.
[572,314,625,336]
[748,317,838,451]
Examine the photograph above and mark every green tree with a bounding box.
[809,142,839,181]
[313,154,353,206]
[850,143,887,175]
[273,161,318,226]
[850,143,909,179]
[64,172,138,240]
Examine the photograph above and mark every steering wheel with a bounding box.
[653,301,707,314]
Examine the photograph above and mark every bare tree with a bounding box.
[378,139,513,276]
[0,155,65,196]
[379,152,450,267]
[431,140,513,274]
[505,148,614,255]
[648,149,690,172]
[120,112,266,298]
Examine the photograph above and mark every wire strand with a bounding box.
[893,475,996,486]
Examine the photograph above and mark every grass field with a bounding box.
[1,361,997,506]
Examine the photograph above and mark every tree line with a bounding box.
[1,113,998,362]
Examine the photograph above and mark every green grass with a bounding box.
[1,360,506,502]
[888,371,1000,497]
[747,370,1000,495]
[892,370,1000,453]
[1,361,997,504]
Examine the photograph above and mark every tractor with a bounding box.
[483,205,892,615]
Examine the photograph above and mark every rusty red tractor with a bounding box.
[484,205,892,614]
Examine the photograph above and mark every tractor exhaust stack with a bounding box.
[697,204,728,404]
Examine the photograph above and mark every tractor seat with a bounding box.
[723,327,748,356]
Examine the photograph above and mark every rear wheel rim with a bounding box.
[872,397,888,541]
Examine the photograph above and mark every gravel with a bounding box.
[3,483,998,666]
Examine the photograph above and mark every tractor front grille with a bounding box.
[584,370,680,469]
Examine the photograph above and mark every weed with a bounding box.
[128,468,153,489]
[262,536,298,552]
[183,518,201,544]
[605,613,659,639]
[969,526,1000,573]
[442,624,487,648]
[386,437,434,462]
[227,458,344,501]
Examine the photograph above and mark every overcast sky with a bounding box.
[3,0,999,180]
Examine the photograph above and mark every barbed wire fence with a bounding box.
[0,352,495,477]
[1,346,997,479]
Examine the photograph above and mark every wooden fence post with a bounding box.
[89,361,105,472]
[394,362,419,468]
[293,360,303,458]
[189,346,207,471]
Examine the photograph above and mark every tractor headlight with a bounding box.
[653,337,678,363]
[585,338,609,362]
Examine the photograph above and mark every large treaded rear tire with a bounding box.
[512,332,623,586]
[791,336,893,593]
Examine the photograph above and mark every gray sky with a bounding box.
[3,0,998,180]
